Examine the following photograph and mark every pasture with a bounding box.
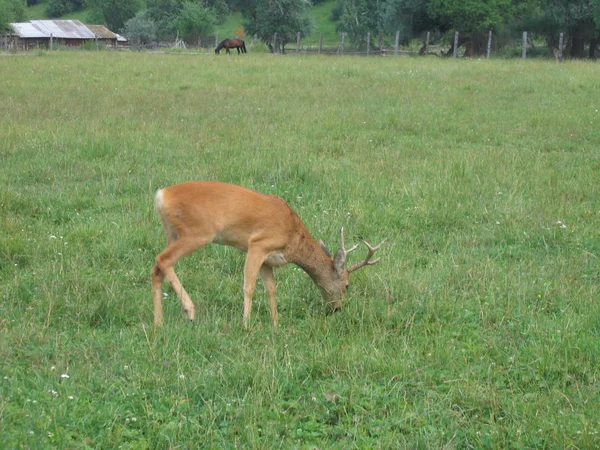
[1,51,599,448]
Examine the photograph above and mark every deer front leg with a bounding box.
[259,265,278,326]
[242,248,266,328]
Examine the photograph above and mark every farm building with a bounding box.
[4,20,127,51]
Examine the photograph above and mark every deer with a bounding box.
[151,181,387,327]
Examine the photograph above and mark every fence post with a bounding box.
[394,30,400,56]
[296,32,300,53]
[558,32,564,61]
[425,31,430,56]
[95,34,99,51]
[340,33,345,53]
[366,32,370,56]
[453,31,459,58]
[522,31,527,59]
[378,33,383,53]
[215,34,218,48]
[487,29,492,58]
[318,33,322,54]
[273,32,278,53]
[50,33,53,50]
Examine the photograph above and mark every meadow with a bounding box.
[1,50,599,448]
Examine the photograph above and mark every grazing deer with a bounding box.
[151,181,387,327]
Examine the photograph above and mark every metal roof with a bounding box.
[31,20,96,39]
[10,20,100,39]
[10,22,47,38]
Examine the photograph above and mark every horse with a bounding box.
[215,38,247,55]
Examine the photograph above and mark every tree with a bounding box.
[146,0,185,39]
[201,0,230,24]
[337,0,384,47]
[520,0,600,58]
[382,0,436,42]
[86,0,141,32]
[45,0,85,18]
[0,0,25,32]
[176,2,216,45]
[425,0,520,55]
[122,11,158,46]
[238,0,313,52]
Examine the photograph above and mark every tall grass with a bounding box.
[1,52,599,448]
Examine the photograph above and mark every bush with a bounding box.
[122,11,158,47]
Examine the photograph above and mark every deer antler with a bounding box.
[347,238,388,273]
[340,227,359,256]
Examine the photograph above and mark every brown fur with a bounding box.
[151,181,384,327]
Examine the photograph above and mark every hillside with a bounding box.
[24,0,341,46]
[25,0,90,21]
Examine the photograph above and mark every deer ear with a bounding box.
[333,248,346,273]
[319,240,331,258]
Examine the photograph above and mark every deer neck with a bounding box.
[289,228,336,290]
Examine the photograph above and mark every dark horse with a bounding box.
[215,38,247,55]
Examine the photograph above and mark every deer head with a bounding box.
[318,228,387,311]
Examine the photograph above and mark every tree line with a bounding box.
[335,0,600,58]
[2,0,600,58]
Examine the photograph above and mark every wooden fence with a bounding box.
[2,30,570,60]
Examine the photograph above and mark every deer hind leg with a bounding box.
[152,265,166,325]
[259,265,278,326]
[153,236,211,324]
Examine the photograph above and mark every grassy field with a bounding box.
[1,51,599,448]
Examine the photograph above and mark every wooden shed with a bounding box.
[5,20,126,51]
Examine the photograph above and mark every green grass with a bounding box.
[304,0,340,46]
[215,10,245,40]
[1,52,599,448]
[24,1,47,20]
[25,0,91,21]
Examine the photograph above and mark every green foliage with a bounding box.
[239,0,313,52]
[176,2,217,45]
[122,11,158,45]
[0,0,25,32]
[146,0,184,39]
[45,0,84,18]
[427,0,517,32]
[1,52,600,448]
[382,0,433,38]
[202,0,230,24]
[86,0,141,32]
[337,0,383,46]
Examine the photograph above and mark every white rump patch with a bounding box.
[154,189,164,212]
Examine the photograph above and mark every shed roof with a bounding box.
[30,20,96,39]
[10,20,106,39]
[10,22,47,39]
[86,25,117,40]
